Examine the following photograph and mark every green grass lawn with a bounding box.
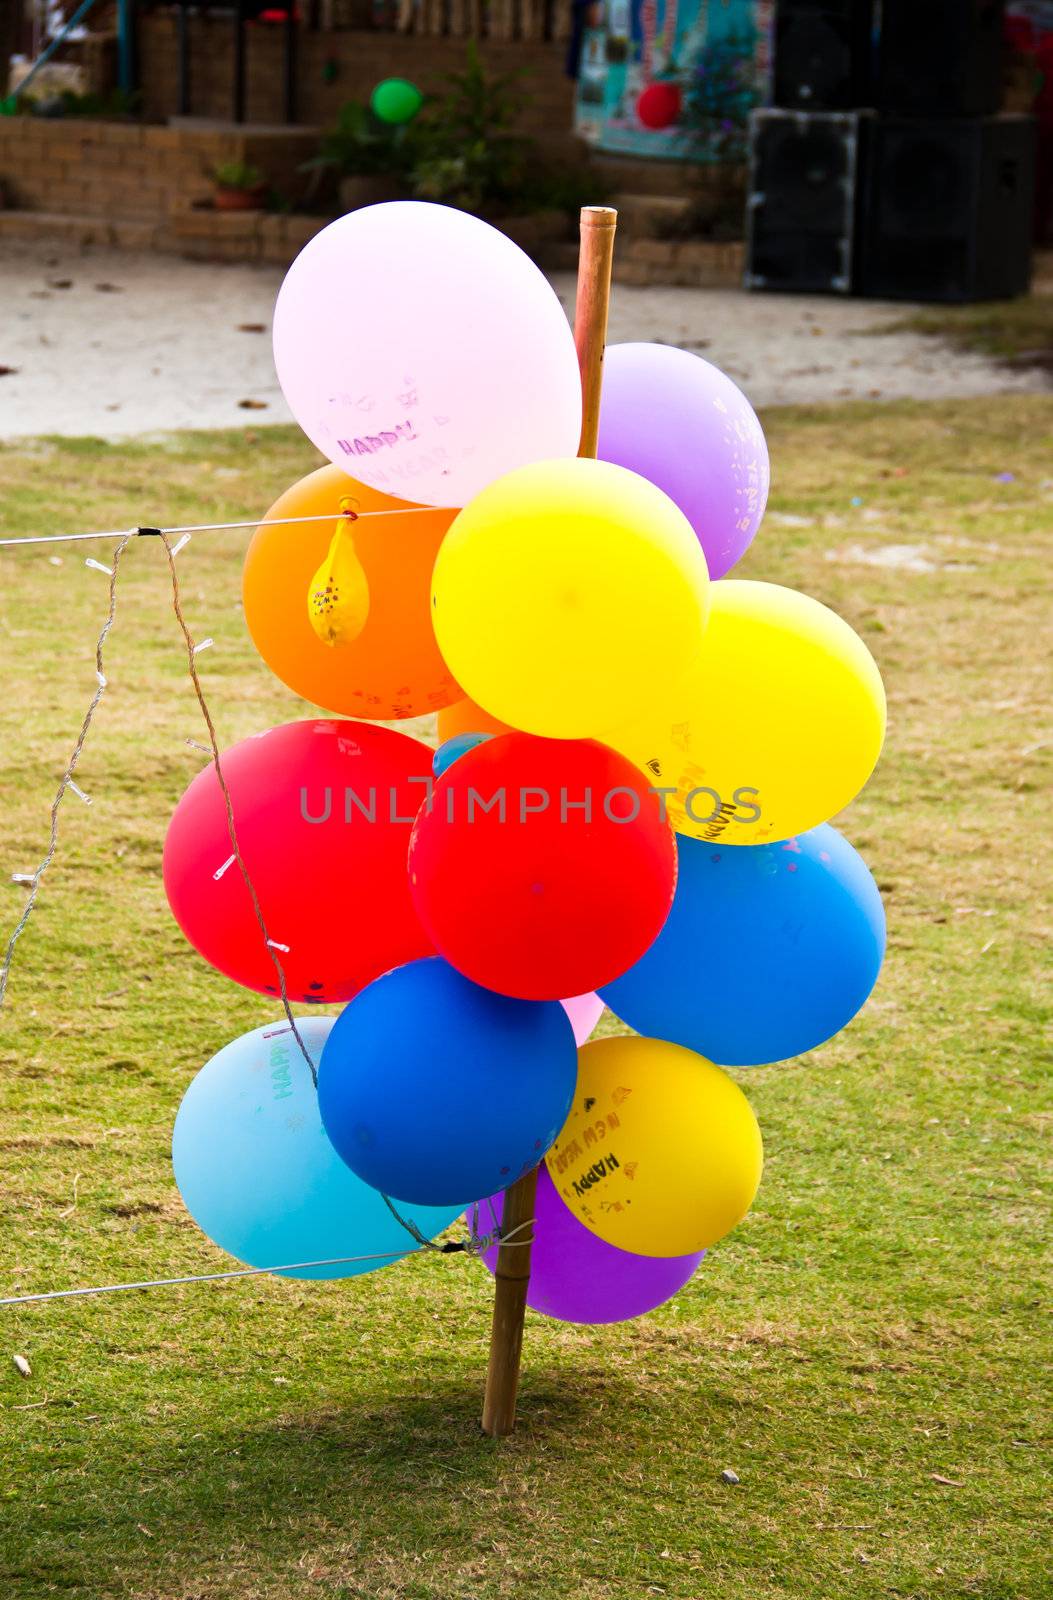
[0,399,1050,1600]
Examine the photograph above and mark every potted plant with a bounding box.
[211,160,266,212]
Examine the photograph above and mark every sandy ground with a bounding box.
[0,238,1048,440]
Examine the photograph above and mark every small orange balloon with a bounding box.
[244,465,461,721]
[436,694,514,743]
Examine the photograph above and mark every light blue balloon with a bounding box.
[172,1017,461,1278]
[599,824,885,1067]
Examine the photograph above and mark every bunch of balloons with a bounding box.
[164,201,887,1329]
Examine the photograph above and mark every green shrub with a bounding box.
[303,99,418,182]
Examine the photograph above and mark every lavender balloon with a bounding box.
[597,342,769,579]
[470,1165,702,1325]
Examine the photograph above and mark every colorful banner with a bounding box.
[575,0,772,162]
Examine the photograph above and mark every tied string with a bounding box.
[381,1192,445,1252]
[0,1219,536,1307]
[379,1193,531,1258]
[158,530,317,1087]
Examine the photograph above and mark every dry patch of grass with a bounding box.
[872,287,1053,370]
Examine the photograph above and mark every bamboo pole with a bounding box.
[480,1165,538,1437]
[480,205,618,1440]
[575,206,618,460]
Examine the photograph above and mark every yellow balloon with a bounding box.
[546,1035,762,1257]
[611,579,885,845]
[430,458,710,739]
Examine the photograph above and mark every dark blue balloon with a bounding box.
[318,957,577,1206]
[599,825,885,1067]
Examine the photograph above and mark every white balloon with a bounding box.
[273,202,582,508]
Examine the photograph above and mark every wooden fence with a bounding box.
[317,0,572,43]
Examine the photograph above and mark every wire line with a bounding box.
[1,1222,536,1308]
[0,508,439,549]
[0,1249,426,1305]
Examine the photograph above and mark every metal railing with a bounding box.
[4,0,135,104]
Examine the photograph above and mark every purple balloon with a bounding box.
[597,342,770,580]
[468,1164,703,1325]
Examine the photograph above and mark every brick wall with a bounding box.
[0,15,734,273]
[136,14,579,158]
[0,118,319,220]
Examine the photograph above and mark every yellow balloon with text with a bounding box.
[430,458,710,739]
[545,1035,763,1257]
[611,579,886,846]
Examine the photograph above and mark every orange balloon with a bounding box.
[436,694,514,743]
[243,465,462,720]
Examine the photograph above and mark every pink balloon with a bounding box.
[560,992,605,1046]
[272,203,582,509]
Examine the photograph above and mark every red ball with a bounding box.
[407,734,677,1001]
[636,81,682,131]
[164,719,433,1003]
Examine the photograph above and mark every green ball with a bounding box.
[370,78,423,126]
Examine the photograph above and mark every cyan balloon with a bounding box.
[318,957,577,1206]
[172,1017,460,1278]
[599,825,885,1066]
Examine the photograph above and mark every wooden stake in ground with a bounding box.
[480,205,618,1440]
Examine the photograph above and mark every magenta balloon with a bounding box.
[560,992,604,1047]
[469,1165,703,1325]
[597,342,770,579]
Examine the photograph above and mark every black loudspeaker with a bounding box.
[859,115,1035,302]
[746,110,867,293]
[877,0,1005,118]
[772,0,875,110]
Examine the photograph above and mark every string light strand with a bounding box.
[0,522,491,1256]
[0,534,132,1009]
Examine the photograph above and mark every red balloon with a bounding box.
[164,719,433,1003]
[407,734,677,1001]
[636,81,682,131]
